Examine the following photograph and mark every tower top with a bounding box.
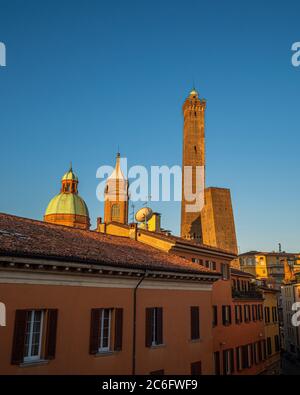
[189,88,199,98]
[107,152,126,181]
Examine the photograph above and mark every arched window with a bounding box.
[111,204,120,221]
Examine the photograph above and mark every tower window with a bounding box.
[111,204,120,221]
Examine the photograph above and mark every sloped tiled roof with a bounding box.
[0,213,219,276]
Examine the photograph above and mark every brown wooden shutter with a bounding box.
[222,306,226,325]
[114,308,123,351]
[156,307,163,345]
[191,306,200,340]
[11,310,27,365]
[228,306,232,324]
[239,305,243,323]
[236,348,240,370]
[45,309,58,360]
[214,351,220,375]
[223,350,227,375]
[191,361,202,375]
[230,349,235,373]
[89,309,101,354]
[145,308,153,347]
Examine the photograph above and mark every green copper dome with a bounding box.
[45,193,89,217]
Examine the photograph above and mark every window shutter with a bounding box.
[239,305,243,323]
[191,306,200,340]
[214,351,220,375]
[89,309,100,354]
[45,309,58,360]
[11,310,27,365]
[222,306,226,325]
[236,348,240,370]
[114,308,123,351]
[191,361,202,375]
[228,306,232,324]
[223,350,227,375]
[156,307,163,345]
[145,308,153,347]
[230,349,235,373]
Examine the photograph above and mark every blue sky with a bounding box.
[0,0,299,253]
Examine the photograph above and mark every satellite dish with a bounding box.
[135,207,153,223]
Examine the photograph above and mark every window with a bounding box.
[239,305,243,323]
[241,344,252,369]
[221,263,230,280]
[111,204,120,221]
[244,305,250,322]
[89,308,123,354]
[145,307,163,347]
[223,349,234,375]
[272,307,278,323]
[222,305,231,326]
[274,335,280,352]
[262,339,267,360]
[242,345,248,369]
[257,341,262,362]
[99,309,111,351]
[191,361,202,375]
[258,304,263,321]
[235,305,241,324]
[190,306,200,340]
[252,343,258,365]
[252,305,257,321]
[11,309,58,365]
[236,347,242,371]
[264,307,270,324]
[212,306,218,327]
[24,310,44,362]
[214,351,220,375]
[267,337,272,355]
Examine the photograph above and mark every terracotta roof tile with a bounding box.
[0,213,218,276]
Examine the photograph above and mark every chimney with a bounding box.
[129,223,138,240]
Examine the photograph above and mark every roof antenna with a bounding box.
[130,202,135,223]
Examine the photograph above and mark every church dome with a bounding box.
[45,193,89,217]
[44,166,90,230]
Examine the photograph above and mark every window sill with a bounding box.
[95,351,115,357]
[20,359,49,368]
[149,344,165,349]
[189,338,202,344]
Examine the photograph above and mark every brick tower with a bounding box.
[104,153,128,224]
[201,187,238,254]
[180,88,206,242]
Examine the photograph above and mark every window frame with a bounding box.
[23,310,44,363]
[98,308,112,352]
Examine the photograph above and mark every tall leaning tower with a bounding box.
[180,87,238,254]
[180,88,206,242]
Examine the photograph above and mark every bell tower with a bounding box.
[180,88,206,242]
[104,153,129,224]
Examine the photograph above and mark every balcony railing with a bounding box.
[232,288,264,300]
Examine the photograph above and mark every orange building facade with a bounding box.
[0,213,219,375]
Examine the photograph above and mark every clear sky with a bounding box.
[0,0,299,253]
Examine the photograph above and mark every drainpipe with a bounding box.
[132,271,147,375]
